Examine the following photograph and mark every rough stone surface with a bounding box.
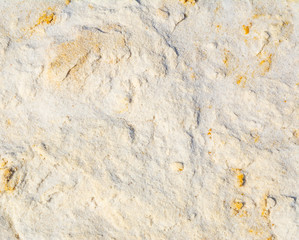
[0,0,298,239]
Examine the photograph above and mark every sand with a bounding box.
[0,0,298,239]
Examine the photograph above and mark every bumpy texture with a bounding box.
[0,0,298,239]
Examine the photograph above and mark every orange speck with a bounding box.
[239,210,248,217]
[252,14,265,19]
[248,228,260,235]
[172,162,184,172]
[207,128,212,139]
[24,10,56,36]
[236,76,247,87]
[36,11,55,26]
[179,0,196,5]
[237,173,245,187]
[207,129,212,139]
[231,168,241,172]
[3,169,11,179]
[6,119,11,126]
[232,168,245,187]
[251,130,260,143]
[232,200,244,215]
[2,168,18,192]
[223,49,230,67]
[260,60,266,65]
[259,54,272,75]
[233,201,243,210]
[243,25,250,34]
[0,159,7,168]
[261,194,270,219]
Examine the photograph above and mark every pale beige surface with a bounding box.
[0,0,298,239]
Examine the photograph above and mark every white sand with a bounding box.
[0,0,298,239]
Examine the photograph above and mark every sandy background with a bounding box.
[0,0,298,239]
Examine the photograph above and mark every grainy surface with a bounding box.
[0,0,298,239]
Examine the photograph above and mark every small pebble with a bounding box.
[172,162,184,172]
